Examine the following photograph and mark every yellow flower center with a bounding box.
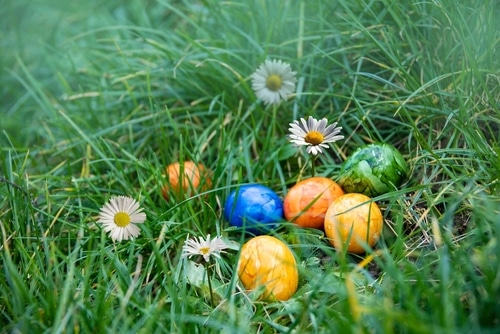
[199,247,210,255]
[305,131,324,145]
[266,74,283,91]
[114,212,131,227]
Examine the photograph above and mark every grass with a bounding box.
[1,0,499,332]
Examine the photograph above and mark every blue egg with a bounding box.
[224,184,284,234]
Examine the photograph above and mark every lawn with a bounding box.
[1,0,499,333]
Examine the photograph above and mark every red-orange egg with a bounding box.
[324,193,383,254]
[283,177,344,229]
[238,236,298,301]
[161,161,212,201]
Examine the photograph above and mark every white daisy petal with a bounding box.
[287,116,344,156]
[251,59,297,105]
[110,228,123,242]
[317,118,328,133]
[288,127,304,137]
[126,224,140,238]
[301,117,310,131]
[96,196,146,242]
[307,116,315,131]
[130,213,147,223]
[181,234,230,263]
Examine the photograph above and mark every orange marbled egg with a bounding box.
[161,161,212,201]
[284,177,344,229]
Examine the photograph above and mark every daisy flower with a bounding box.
[182,234,229,262]
[97,196,146,242]
[288,116,344,155]
[251,59,297,105]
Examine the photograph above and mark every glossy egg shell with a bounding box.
[238,235,298,301]
[324,193,383,254]
[161,161,211,201]
[223,184,283,234]
[338,143,409,197]
[284,177,344,229]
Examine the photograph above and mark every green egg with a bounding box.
[338,143,409,197]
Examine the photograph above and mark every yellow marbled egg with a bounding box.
[324,193,383,254]
[237,236,298,301]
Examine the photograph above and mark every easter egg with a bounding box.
[238,235,298,301]
[161,161,212,201]
[324,193,383,254]
[223,184,283,234]
[338,143,409,197]
[284,177,344,229]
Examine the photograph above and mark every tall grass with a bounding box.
[1,0,499,332]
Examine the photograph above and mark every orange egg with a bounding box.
[324,193,383,254]
[238,236,298,301]
[161,161,212,201]
[284,177,344,229]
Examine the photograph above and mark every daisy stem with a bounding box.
[205,262,215,306]
[311,155,317,177]
[272,105,278,135]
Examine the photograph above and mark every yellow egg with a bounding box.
[324,193,383,254]
[238,236,298,301]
